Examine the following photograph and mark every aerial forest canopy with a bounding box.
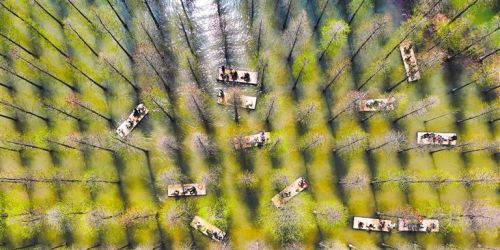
[0,0,498,249]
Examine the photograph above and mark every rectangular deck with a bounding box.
[358,98,396,112]
[400,41,421,82]
[217,67,258,85]
[116,104,149,138]
[417,132,457,146]
[190,216,226,242]
[232,132,270,150]
[217,94,257,110]
[271,177,308,208]
[353,217,395,232]
[398,218,439,232]
[167,183,206,197]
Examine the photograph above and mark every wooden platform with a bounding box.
[190,216,226,242]
[167,183,206,197]
[417,132,457,146]
[232,132,270,150]
[116,104,149,138]
[271,177,308,208]
[353,217,395,232]
[217,67,258,85]
[358,98,396,112]
[400,41,421,82]
[398,218,439,232]
[217,93,257,110]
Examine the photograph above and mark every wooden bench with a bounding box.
[232,132,271,150]
[167,183,206,197]
[358,97,396,112]
[271,177,308,208]
[398,218,439,232]
[217,67,258,85]
[352,217,395,232]
[116,104,148,138]
[400,41,421,82]
[190,216,226,242]
[417,132,457,146]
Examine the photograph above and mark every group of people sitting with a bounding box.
[402,44,419,78]
[172,186,198,196]
[403,220,437,233]
[253,131,267,147]
[358,221,389,231]
[194,221,225,241]
[126,104,147,129]
[220,66,251,82]
[420,133,457,144]
[279,177,308,198]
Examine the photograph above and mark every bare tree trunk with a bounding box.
[186,57,201,88]
[314,0,330,31]
[282,0,293,31]
[483,84,500,93]
[260,63,267,92]
[381,0,444,60]
[177,13,196,57]
[216,0,229,63]
[0,113,17,121]
[0,81,12,90]
[265,97,276,122]
[348,0,366,25]
[179,0,193,32]
[68,62,107,91]
[478,47,499,62]
[74,103,112,122]
[393,109,420,123]
[351,24,381,61]
[449,79,479,94]
[0,65,43,89]
[0,2,68,57]
[106,0,131,35]
[292,65,304,90]
[250,0,255,27]
[332,136,367,153]
[144,0,162,32]
[67,23,99,57]
[6,141,52,152]
[0,31,38,58]
[319,35,335,62]
[103,58,138,91]
[143,55,170,93]
[448,26,499,61]
[456,108,499,123]
[34,0,64,28]
[151,98,175,122]
[357,61,385,90]
[386,76,408,92]
[46,139,79,151]
[43,103,81,121]
[140,22,168,66]
[67,0,96,27]
[448,0,479,25]
[287,14,304,62]
[257,20,263,57]
[18,55,76,91]
[95,13,134,62]
[0,100,48,121]
[322,63,349,92]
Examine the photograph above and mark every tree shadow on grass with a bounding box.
[236,148,255,173]
[331,152,349,206]
[241,187,260,225]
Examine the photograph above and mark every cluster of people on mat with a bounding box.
[220,66,251,82]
